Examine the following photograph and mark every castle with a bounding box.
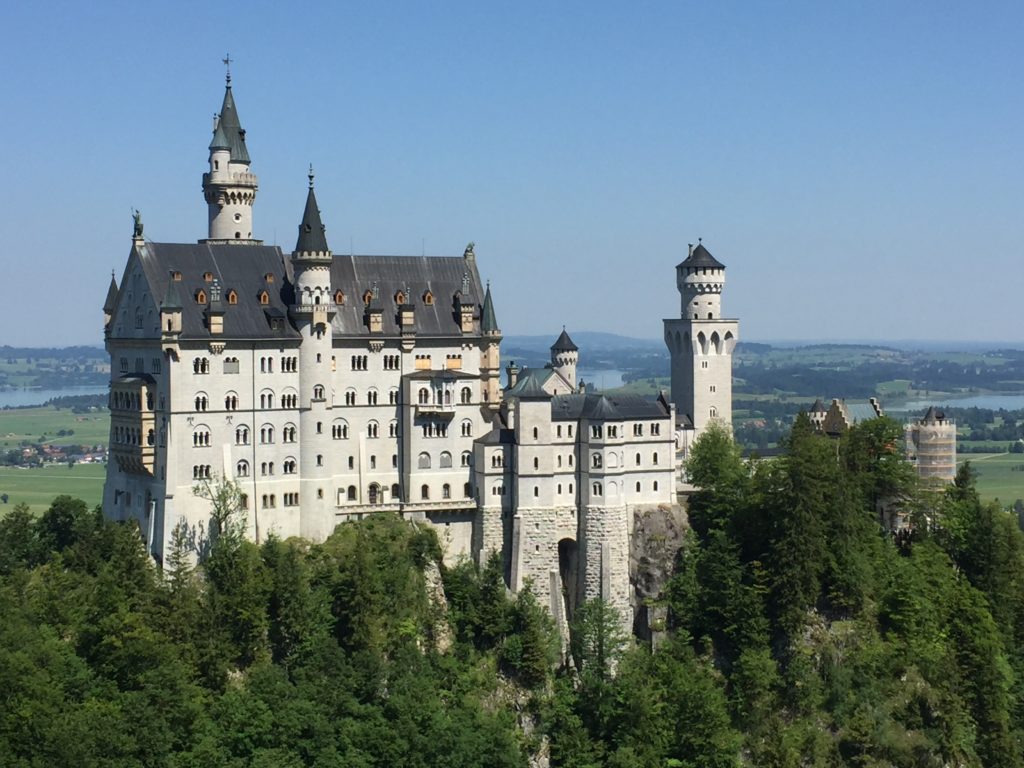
[102,74,738,627]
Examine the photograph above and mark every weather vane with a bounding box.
[222,53,233,85]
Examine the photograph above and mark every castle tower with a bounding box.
[289,168,336,540]
[550,328,578,392]
[663,241,739,441]
[480,280,503,411]
[202,69,259,243]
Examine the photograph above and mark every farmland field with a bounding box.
[961,453,1024,505]
[0,405,109,450]
[0,462,106,515]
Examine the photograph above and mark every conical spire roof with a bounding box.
[216,85,250,164]
[677,241,725,270]
[481,281,499,333]
[551,328,578,352]
[103,273,119,313]
[295,172,329,254]
[209,118,230,151]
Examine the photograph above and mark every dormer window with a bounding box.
[195,289,207,304]
[203,271,214,283]
[227,289,238,305]
[363,290,373,306]
[423,290,434,305]
[334,290,345,305]
[264,273,275,283]
[395,291,406,305]
[258,290,269,305]
[170,270,182,281]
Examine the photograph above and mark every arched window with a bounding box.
[533,457,539,470]
[418,388,429,405]
[194,393,208,411]
[557,455,562,468]
[592,453,602,468]
[464,482,472,498]
[593,482,602,496]
[461,451,472,467]
[421,484,430,500]
[440,451,452,468]
[224,393,238,410]
[313,385,325,400]
[283,458,297,474]
[636,481,641,493]
[460,386,472,404]
[235,426,249,445]
[347,486,357,502]
[653,452,659,465]
[418,452,431,469]
[391,483,400,499]
[367,421,379,438]
[237,460,249,478]
[260,425,274,444]
[653,481,659,492]
[369,484,380,505]
[461,420,473,437]
[333,420,349,439]
[710,406,718,418]
[533,427,539,439]
[533,486,539,497]
[367,388,378,405]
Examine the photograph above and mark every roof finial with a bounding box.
[222,53,233,85]
[308,163,315,189]
[698,236,702,243]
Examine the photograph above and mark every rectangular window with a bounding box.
[152,357,162,374]
[120,357,128,373]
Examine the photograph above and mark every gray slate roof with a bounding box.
[481,283,499,333]
[506,368,553,399]
[136,241,299,340]
[551,328,578,352]
[677,242,725,270]
[846,403,880,423]
[329,254,485,338]
[104,274,119,313]
[550,393,670,421]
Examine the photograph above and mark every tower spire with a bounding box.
[295,167,329,255]
[202,61,259,243]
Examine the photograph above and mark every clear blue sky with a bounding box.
[2,1,1022,346]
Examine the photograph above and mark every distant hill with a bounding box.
[504,332,663,354]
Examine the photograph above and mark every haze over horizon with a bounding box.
[2,1,1022,347]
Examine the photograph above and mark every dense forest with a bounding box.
[2,417,1023,766]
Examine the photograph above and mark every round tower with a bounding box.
[678,240,725,320]
[201,70,259,243]
[550,328,578,391]
[663,240,739,443]
[289,168,336,540]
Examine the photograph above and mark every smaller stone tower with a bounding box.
[663,241,739,441]
[550,328,579,392]
[480,280,503,411]
[289,168,335,540]
[202,69,259,243]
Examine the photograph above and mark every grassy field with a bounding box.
[0,405,109,450]
[0,462,106,515]
[961,453,1024,505]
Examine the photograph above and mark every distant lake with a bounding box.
[578,369,625,391]
[895,393,1024,412]
[0,385,108,409]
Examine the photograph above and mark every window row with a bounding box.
[111,390,152,411]
[416,451,472,470]
[112,425,155,447]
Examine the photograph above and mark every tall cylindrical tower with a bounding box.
[201,73,259,243]
[289,170,336,540]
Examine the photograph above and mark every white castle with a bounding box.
[102,74,738,626]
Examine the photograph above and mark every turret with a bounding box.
[288,169,335,541]
[550,328,578,391]
[103,271,119,331]
[677,240,725,320]
[201,68,259,243]
[480,280,502,410]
